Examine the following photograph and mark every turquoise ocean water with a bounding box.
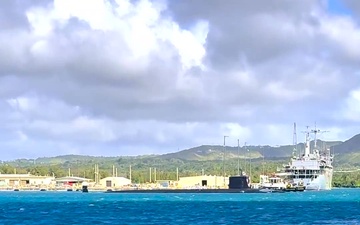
[0,189,359,224]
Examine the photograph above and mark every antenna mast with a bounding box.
[312,122,320,149]
[293,122,298,158]
[304,126,311,156]
[310,123,329,151]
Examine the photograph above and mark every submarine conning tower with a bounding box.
[228,175,250,189]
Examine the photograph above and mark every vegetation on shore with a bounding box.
[1,154,360,187]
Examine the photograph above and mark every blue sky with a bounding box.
[327,0,352,15]
[0,0,360,160]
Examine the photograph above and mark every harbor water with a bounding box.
[0,188,359,224]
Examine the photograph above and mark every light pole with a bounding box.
[248,144,252,183]
[223,135,228,187]
[237,139,240,175]
[249,152,252,182]
[245,142,251,181]
[261,146,265,175]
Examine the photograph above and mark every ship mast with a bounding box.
[312,122,320,149]
[311,124,329,153]
[293,122,298,158]
[304,126,311,157]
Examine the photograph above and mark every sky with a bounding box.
[1,0,360,160]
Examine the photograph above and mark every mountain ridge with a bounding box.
[6,133,360,164]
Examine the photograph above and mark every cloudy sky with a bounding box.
[1,0,360,160]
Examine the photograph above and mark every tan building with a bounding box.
[177,175,229,188]
[0,174,54,188]
[100,177,131,188]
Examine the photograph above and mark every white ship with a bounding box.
[276,124,334,190]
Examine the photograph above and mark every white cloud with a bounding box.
[0,0,360,159]
[320,15,360,59]
[25,0,208,70]
[342,89,360,122]
[220,123,251,141]
[265,81,311,102]
[16,130,29,142]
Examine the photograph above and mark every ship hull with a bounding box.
[299,168,333,190]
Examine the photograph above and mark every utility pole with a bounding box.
[237,139,240,175]
[154,168,157,182]
[223,135,228,187]
[129,165,132,182]
[247,143,252,183]
[176,167,179,181]
[112,165,115,187]
[245,142,250,179]
[94,165,97,184]
[97,164,99,183]
[149,167,152,183]
[94,164,99,184]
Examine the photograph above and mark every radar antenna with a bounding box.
[311,122,329,149]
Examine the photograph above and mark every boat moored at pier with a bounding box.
[275,124,333,190]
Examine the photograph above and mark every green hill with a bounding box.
[7,134,359,165]
[332,134,360,154]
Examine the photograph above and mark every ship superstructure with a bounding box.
[277,124,334,190]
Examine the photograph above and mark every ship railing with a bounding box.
[275,172,292,177]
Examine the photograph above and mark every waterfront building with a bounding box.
[99,177,131,188]
[0,174,54,189]
[177,175,229,189]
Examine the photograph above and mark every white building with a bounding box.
[100,177,131,188]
